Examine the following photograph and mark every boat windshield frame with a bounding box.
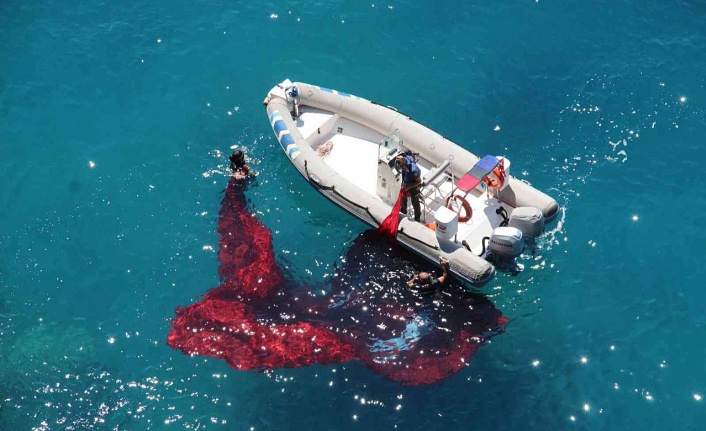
[378,129,408,167]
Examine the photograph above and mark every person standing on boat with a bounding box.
[407,257,450,292]
[395,154,423,222]
[229,149,250,180]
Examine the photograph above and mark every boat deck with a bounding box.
[296,107,506,255]
[323,133,380,196]
[419,177,504,255]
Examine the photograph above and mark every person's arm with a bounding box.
[437,257,450,284]
[407,274,419,288]
[234,164,250,180]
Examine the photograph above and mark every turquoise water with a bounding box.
[2,0,705,429]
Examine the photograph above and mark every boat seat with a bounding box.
[308,114,341,148]
[456,155,499,194]
[421,159,451,200]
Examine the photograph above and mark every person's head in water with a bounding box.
[411,271,433,287]
[230,150,245,168]
[407,257,449,291]
[229,149,250,179]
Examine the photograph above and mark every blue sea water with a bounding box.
[2,0,706,429]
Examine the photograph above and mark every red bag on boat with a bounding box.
[377,188,407,240]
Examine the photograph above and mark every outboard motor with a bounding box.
[485,226,524,272]
[508,206,545,238]
[508,206,545,253]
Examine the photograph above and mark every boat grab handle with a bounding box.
[423,159,451,186]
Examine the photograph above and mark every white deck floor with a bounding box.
[296,108,333,138]
[322,134,380,195]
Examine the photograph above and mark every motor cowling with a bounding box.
[508,206,545,239]
[488,226,524,258]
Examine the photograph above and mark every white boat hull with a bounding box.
[264,80,559,287]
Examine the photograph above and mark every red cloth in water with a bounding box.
[167,177,506,385]
[377,188,407,240]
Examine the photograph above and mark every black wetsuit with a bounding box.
[410,277,441,294]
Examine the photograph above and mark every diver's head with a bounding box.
[229,150,245,167]
[414,272,432,286]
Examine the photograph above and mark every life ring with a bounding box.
[445,195,472,223]
[484,166,506,189]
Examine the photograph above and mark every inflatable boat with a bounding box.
[263,79,559,287]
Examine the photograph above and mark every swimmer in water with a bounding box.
[229,150,250,180]
[407,257,450,293]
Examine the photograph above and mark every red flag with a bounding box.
[377,188,407,240]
